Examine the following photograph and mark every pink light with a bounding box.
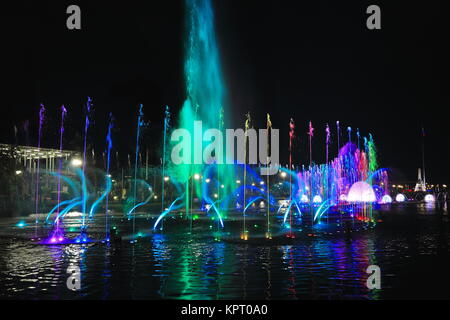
[347,181,376,203]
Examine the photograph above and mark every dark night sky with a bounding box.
[1,0,449,183]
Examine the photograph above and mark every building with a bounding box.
[0,143,81,173]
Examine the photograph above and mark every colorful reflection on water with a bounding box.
[0,203,449,300]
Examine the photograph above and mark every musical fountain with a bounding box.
[18,0,392,245]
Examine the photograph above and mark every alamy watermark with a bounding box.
[66,264,81,291]
[366,265,381,290]
[170,121,279,175]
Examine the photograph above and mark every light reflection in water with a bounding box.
[0,203,449,299]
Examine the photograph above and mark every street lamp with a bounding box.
[71,158,83,167]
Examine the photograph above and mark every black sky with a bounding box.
[2,0,449,183]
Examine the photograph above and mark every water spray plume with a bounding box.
[266,114,272,239]
[325,124,330,164]
[34,104,45,238]
[288,118,295,237]
[81,98,92,227]
[161,106,171,231]
[52,105,67,241]
[104,113,114,241]
[308,121,314,166]
[132,104,146,241]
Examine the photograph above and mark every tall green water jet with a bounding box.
[367,134,377,173]
[171,0,233,229]
[184,0,224,125]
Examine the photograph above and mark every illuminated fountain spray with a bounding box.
[189,103,199,234]
[287,118,295,238]
[241,112,251,240]
[81,97,92,230]
[347,127,352,144]
[166,0,230,234]
[161,106,171,230]
[336,121,340,154]
[130,104,145,242]
[217,108,224,202]
[34,104,45,238]
[265,114,273,239]
[308,121,314,167]
[325,124,330,164]
[48,105,68,243]
[325,124,331,222]
[148,0,388,237]
[335,121,340,199]
[308,121,314,223]
[104,113,113,241]
[356,128,360,150]
[56,105,67,218]
[368,134,377,173]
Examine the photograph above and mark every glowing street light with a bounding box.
[15,170,22,175]
[71,158,83,167]
[280,171,287,178]
[164,176,170,182]
[205,178,211,183]
[194,173,200,180]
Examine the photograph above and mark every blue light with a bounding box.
[16,220,27,228]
